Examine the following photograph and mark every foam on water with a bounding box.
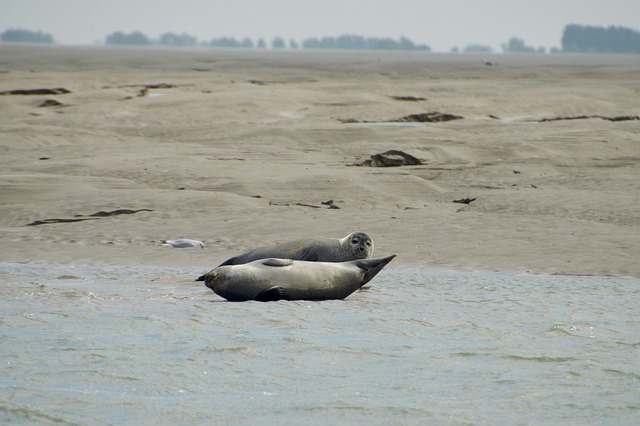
[1,262,638,425]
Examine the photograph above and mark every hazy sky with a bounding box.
[2,0,639,51]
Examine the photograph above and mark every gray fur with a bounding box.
[203,254,396,302]
[196,232,373,281]
[219,231,373,266]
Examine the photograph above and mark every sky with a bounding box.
[1,0,639,52]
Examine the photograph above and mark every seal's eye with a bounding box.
[351,238,359,244]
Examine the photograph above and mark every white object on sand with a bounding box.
[162,239,205,249]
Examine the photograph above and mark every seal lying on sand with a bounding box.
[195,231,373,281]
[202,254,396,302]
[220,231,373,265]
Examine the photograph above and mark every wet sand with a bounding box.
[1,45,639,276]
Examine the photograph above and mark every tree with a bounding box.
[211,37,238,47]
[159,32,197,46]
[301,34,430,51]
[463,44,492,53]
[272,37,286,49]
[209,37,254,48]
[1,29,54,43]
[562,24,640,53]
[289,39,299,49]
[105,31,151,45]
[502,37,544,53]
[241,37,254,48]
[257,38,267,49]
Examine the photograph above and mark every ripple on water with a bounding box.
[1,263,639,425]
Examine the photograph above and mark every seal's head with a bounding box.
[343,231,374,259]
[203,269,219,290]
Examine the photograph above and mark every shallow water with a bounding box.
[1,262,638,425]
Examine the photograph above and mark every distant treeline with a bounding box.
[1,28,54,43]
[3,25,640,54]
[302,35,429,51]
[562,24,640,53]
[502,37,545,53]
[451,39,542,54]
[102,31,431,51]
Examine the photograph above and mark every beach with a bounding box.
[2,45,640,425]
[1,44,639,276]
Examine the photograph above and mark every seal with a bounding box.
[202,254,396,302]
[222,231,372,265]
[195,231,373,281]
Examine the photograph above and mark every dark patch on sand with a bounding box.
[392,112,463,122]
[1,88,71,95]
[38,99,64,107]
[112,83,192,89]
[389,95,427,101]
[322,199,341,209]
[531,115,639,122]
[453,197,476,204]
[26,209,154,226]
[248,79,317,85]
[339,111,463,124]
[269,201,339,209]
[354,150,424,167]
[78,208,154,217]
[26,217,100,226]
[105,83,194,100]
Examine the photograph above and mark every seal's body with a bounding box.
[202,254,396,302]
[196,232,374,282]
[219,231,374,266]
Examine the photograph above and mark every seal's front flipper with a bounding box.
[254,286,286,302]
[262,258,294,267]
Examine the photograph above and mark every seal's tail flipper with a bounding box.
[195,274,206,282]
[357,254,397,286]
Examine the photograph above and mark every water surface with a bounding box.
[1,263,638,425]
